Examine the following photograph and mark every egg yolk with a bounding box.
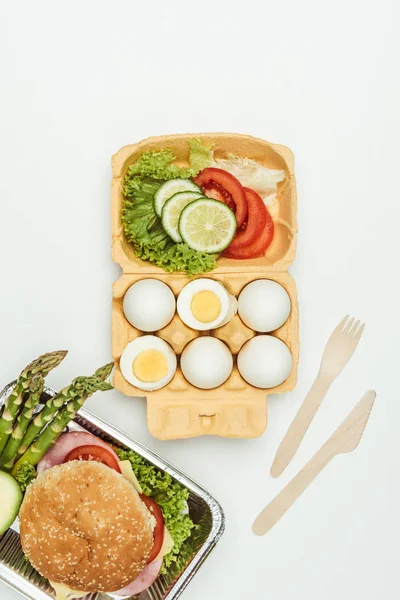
[132,350,168,383]
[191,291,221,323]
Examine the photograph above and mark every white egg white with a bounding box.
[180,337,233,389]
[177,278,237,331]
[123,279,176,332]
[237,335,292,388]
[238,279,291,333]
[120,336,177,391]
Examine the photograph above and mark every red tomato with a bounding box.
[140,495,165,563]
[64,444,121,472]
[200,180,236,213]
[227,188,267,250]
[194,168,248,227]
[223,208,274,259]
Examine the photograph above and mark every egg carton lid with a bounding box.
[111,132,297,275]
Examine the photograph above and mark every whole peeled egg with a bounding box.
[237,335,292,388]
[123,279,176,332]
[238,279,291,332]
[180,337,233,389]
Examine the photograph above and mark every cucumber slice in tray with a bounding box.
[155,178,237,254]
[154,179,202,217]
[0,470,22,534]
[162,191,205,242]
[179,198,237,254]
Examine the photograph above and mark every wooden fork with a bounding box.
[271,316,365,478]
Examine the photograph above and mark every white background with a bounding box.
[0,1,399,599]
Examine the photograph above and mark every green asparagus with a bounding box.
[16,362,114,457]
[16,382,79,456]
[0,350,67,454]
[12,363,113,473]
[0,374,44,470]
[93,362,114,381]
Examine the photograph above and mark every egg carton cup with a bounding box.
[111,133,299,439]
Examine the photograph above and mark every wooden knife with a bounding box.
[253,390,376,536]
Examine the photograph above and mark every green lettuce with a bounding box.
[13,462,36,492]
[125,138,213,181]
[122,138,217,274]
[122,176,217,275]
[188,137,214,174]
[115,447,195,574]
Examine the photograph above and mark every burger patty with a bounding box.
[19,461,154,592]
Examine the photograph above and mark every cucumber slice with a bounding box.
[179,198,237,254]
[0,470,23,534]
[162,191,205,242]
[154,179,202,217]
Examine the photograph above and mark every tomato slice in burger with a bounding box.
[223,207,274,259]
[140,494,165,563]
[64,444,121,472]
[226,188,268,251]
[194,168,248,227]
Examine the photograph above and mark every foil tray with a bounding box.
[0,382,225,600]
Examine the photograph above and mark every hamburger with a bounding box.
[20,460,167,595]
[1,356,193,597]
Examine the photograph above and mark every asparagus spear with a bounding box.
[12,363,113,473]
[16,362,114,457]
[93,362,114,381]
[0,374,44,470]
[0,351,67,454]
[16,382,79,456]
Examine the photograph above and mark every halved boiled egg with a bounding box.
[120,336,177,391]
[177,279,237,331]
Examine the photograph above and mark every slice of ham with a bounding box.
[37,431,120,475]
[113,558,163,596]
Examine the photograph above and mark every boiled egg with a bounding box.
[237,335,292,388]
[177,279,237,331]
[120,336,177,391]
[123,279,176,332]
[180,337,233,389]
[238,279,291,332]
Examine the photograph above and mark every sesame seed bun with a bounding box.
[19,461,153,592]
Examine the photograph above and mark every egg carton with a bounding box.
[111,133,298,439]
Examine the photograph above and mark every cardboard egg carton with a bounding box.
[111,133,298,439]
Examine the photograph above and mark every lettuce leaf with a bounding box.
[13,462,36,492]
[122,139,216,274]
[188,138,214,174]
[122,176,217,275]
[126,148,187,180]
[125,138,213,181]
[115,447,195,574]
[211,154,285,204]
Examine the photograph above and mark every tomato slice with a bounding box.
[200,180,237,213]
[223,208,274,259]
[194,168,248,227]
[140,495,165,563]
[64,444,121,472]
[227,188,267,251]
